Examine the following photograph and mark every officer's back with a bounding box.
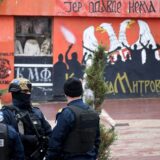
[45,77,100,160]
[0,112,24,160]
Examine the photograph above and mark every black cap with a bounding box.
[64,78,83,97]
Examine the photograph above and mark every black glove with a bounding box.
[20,134,38,145]
[39,136,49,148]
[29,136,49,160]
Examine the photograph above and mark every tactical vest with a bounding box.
[18,110,43,136]
[63,105,99,153]
[0,123,9,160]
[8,106,45,157]
[3,106,43,135]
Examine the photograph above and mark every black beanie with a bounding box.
[64,78,83,97]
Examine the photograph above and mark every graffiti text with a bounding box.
[89,0,122,13]
[15,67,52,83]
[106,73,160,96]
[64,1,82,12]
[128,0,156,13]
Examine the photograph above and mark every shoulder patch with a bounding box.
[0,111,4,122]
[56,108,65,120]
[58,108,63,113]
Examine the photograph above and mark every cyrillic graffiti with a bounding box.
[106,72,160,96]
[14,56,53,101]
[129,0,156,13]
[15,67,52,83]
[88,0,121,13]
[64,0,122,13]
[64,1,82,12]
[63,0,157,14]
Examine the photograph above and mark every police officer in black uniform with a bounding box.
[0,111,25,160]
[45,77,100,160]
[1,78,52,160]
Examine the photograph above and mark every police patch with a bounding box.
[58,108,63,113]
[0,139,4,147]
[0,112,4,122]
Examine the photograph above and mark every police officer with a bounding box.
[0,111,25,160]
[1,78,52,160]
[45,77,100,160]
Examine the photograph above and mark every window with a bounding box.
[14,17,53,101]
[15,17,52,56]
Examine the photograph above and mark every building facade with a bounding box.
[1,0,160,103]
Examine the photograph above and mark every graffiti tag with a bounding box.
[129,0,156,13]
[89,0,121,13]
[15,67,52,83]
[62,0,157,14]
[106,72,160,96]
[64,1,82,12]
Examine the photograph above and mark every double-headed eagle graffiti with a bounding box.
[83,19,159,65]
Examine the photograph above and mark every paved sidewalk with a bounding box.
[110,120,160,160]
[103,98,160,160]
[38,98,160,160]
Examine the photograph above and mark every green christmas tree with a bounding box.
[85,45,107,112]
[84,45,116,160]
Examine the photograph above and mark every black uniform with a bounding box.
[45,99,100,160]
[0,113,24,160]
[1,78,52,160]
[2,104,52,160]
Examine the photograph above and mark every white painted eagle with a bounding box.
[97,23,127,62]
[119,19,135,47]
[83,26,98,67]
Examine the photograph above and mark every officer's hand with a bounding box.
[20,134,38,145]
[40,136,49,147]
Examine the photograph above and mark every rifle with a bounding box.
[19,112,49,160]
[3,106,48,160]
